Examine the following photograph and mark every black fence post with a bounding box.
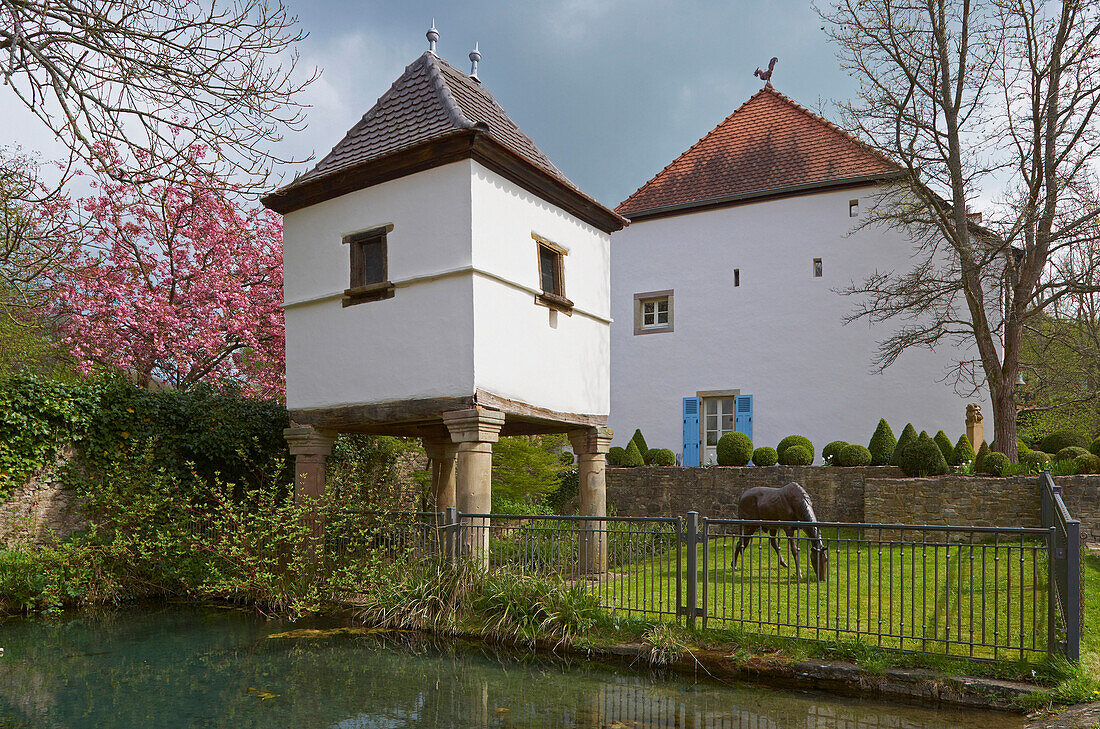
[684,511,699,630]
[1066,518,1081,662]
[1048,525,1058,657]
[446,506,459,565]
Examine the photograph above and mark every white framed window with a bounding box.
[633,289,674,335]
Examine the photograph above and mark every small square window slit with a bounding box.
[733,269,740,287]
[813,258,823,278]
[849,199,859,217]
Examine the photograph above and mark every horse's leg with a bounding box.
[732,526,757,570]
[768,530,789,568]
[786,527,802,580]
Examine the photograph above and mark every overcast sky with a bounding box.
[0,0,859,209]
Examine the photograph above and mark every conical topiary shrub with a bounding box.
[900,432,949,477]
[953,434,975,466]
[629,429,649,457]
[621,440,644,467]
[934,430,956,465]
[891,424,918,467]
[974,441,990,473]
[868,419,896,466]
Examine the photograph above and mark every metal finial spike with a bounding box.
[427,20,439,53]
[469,42,481,80]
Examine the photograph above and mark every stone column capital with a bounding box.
[442,408,506,443]
[284,426,337,457]
[569,426,613,456]
[422,437,459,461]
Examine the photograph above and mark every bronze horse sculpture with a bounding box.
[732,482,828,581]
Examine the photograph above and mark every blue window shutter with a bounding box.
[736,394,753,442]
[682,397,701,467]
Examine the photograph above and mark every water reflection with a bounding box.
[0,606,1022,729]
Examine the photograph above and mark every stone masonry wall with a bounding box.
[0,448,86,546]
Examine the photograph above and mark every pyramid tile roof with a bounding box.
[617,86,901,220]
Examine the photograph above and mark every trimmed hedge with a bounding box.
[980,451,1010,476]
[643,448,659,465]
[1075,453,1100,475]
[621,440,644,467]
[777,435,814,464]
[1092,437,1100,459]
[606,446,625,466]
[1020,450,1052,472]
[716,432,753,466]
[836,443,872,467]
[629,429,649,457]
[868,419,896,466]
[1056,446,1089,462]
[780,444,813,466]
[953,434,975,466]
[899,432,949,477]
[751,447,778,467]
[975,441,990,473]
[650,448,677,466]
[891,424,918,467]
[934,431,955,465]
[1041,430,1090,454]
[822,440,848,465]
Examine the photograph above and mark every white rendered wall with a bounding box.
[609,185,993,459]
[281,161,476,411]
[470,162,611,417]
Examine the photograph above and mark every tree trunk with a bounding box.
[990,377,1018,462]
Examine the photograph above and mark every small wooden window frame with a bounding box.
[633,290,674,335]
[343,224,394,307]
[533,234,573,314]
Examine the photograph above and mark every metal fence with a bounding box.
[1041,471,1082,661]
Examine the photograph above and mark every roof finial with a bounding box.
[469,42,481,81]
[426,20,439,54]
[754,57,778,88]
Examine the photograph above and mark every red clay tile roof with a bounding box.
[617,86,900,219]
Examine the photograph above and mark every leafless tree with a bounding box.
[0,0,315,191]
[818,0,1100,460]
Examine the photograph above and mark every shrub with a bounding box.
[1019,450,1052,473]
[606,446,625,466]
[1056,446,1089,462]
[980,451,1010,476]
[650,448,676,466]
[644,448,659,465]
[890,424,918,467]
[974,441,990,472]
[751,447,778,467]
[900,432,949,477]
[1074,453,1100,475]
[777,435,814,464]
[1091,437,1100,459]
[1050,459,1080,477]
[1041,430,1090,455]
[868,419,896,466]
[621,440,644,467]
[780,444,812,466]
[990,438,1030,456]
[716,432,753,466]
[836,443,872,467]
[934,431,955,465]
[546,468,578,512]
[953,434,975,466]
[629,429,649,457]
[822,440,848,465]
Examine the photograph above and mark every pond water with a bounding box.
[0,606,1024,728]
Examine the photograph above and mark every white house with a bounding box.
[262,32,624,567]
[609,85,991,464]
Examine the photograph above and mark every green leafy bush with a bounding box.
[953,434,975,466]
[822,440,848,465]
[491,435,571,502]
[1049,459,1080,477]
[1056,446,1089,462]
[546,468,578,513]
[1074,453,1100,475]
[1091,437,1100,459]
[621,440,644,467]
[780,444,812,466]
[1019,450,1052,473]
[1041,430,1090,455]
[643,448,658,465]
[980,451,1010,476]
[868,419,896,466]
[606,446,625,466]
[716,432,753,466]
[751,447,778,467]
[934,431,955,465]
[777,435,814,464]
[836,443,872,467]
[899,432,948,477]
[974,441,990,472]
[890,424,918,467]
[629,429,649,457]
[650,448,677,466]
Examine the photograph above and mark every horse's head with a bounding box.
[810,542,829,582]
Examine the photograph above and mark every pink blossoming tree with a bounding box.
[53,150,285,399]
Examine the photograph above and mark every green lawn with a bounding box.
[593,530,1051,661]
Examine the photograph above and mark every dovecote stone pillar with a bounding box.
[422,437,459,511]
[569,426,613,574]
[443,408,506,567]
[284,426,337,502]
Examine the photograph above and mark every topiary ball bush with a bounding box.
[1091,436,1100,459]
[621,440,645,467]
[868,418,897,466]
[900,433,949,477]
[716,431,753,466]
[979,451,1010,476]
[1041,430,1090,455]
[1056,446,1089,462]
[644,448,659,465]
[777,435,814,464]
[780,444,813,466]
[650,448,677,466]
[822,440,848,465]
[1019,450,1052,472]
[752,447,778,467]
[607,446,625,466]
[1074,453,1100,475]
[891,424,918,467]
[837,443,872,467]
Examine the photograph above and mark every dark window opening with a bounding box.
[733,268,740,287]
[539,244,563,296]
[343,226,393,306]
[813,258,823,278]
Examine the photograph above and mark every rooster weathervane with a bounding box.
[754,57,778,87]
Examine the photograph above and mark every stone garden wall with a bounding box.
[606,466,1100,540]
[0,448,85,547]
